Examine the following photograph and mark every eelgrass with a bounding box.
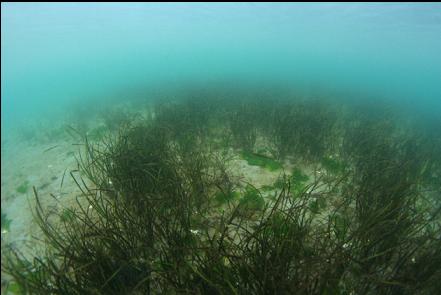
[2,92,441,295]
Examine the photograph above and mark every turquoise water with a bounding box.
[2,4,441,293]
[2,3,441,128]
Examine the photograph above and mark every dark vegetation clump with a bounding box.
[229,103,259,151]
[2,88,441,294]
[1,210,12,232]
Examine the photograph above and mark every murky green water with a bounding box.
[1,3,441,294]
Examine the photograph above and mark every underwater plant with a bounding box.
[228,103,259,151]
[238,185,265,215]
[240,151,283,171]
[266,99,338,161]
[320,155,346,175]
[100,105,131,131]
[86,125,109,141]
[2,93,441,295]
[16,180,29,194]
[1,210,12,232]
[290,167,309,195]
[214,190,240,206]
[59,208,75,223]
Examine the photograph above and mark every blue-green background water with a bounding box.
[1,5,441,292]
[2,3,441,130]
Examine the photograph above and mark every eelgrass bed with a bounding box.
[2,91,441,294]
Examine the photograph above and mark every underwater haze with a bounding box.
[2,3,441,295]
[2,2,441,127]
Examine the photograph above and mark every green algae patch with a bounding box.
[240,151,282,171]
[215,190,240,205]
[290,168,309,195]
[16,180,30,194]
[1,210,12,231]
[239,186,265,212]
[5,281,22,295]
[291,168,309,183]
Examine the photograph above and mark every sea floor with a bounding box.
[0,121,310,262]
[1,132,80,258]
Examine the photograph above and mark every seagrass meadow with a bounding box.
[1,89,441,294]
[2,3,441,295]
